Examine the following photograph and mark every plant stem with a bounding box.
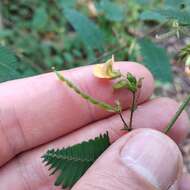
[129,92,136,130]
[164,94,190,134]
[155,30,176,42]
[119,112,129,131]
[89,45,127,65]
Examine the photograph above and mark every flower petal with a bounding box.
[93,55,121,79]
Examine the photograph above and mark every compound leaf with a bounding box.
[139,38,173,83]
[42,133,110,189]
[156,9,190,25]
[0,46,39,82]
[64,8,105,50]
[0,46,21,82]
[98,0,124,21]
[140,10,166,22]
[58,0,77,9]
[164,0,190,9]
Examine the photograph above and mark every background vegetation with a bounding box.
[1,0,190,83]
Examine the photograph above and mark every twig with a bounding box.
[155,30,176,43]
[89,45,127,65]
[164,94,190,133]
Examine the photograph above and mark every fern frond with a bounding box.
[42,133,110,189]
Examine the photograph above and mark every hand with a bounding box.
[0,62,189,190]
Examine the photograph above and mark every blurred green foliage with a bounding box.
[0,0,190,83]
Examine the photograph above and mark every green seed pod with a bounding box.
[54,69,118,112]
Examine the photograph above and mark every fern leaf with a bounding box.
[42,133,110,189]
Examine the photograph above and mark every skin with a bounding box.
[0,62,189,190]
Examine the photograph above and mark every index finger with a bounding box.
[0,62,154,166]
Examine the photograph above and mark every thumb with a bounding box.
[72,129,183,190]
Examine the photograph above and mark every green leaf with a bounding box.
[134,0,153,5]
[42,133,110,189]
[98,0,124,21]
[58,0,77,9]
[140,10,166,22]
[164,0,190,9]
[0,46,38,82]
[139,38,173,83]
[64,8,105,50]
[156,9,190,25]
[0,29,13,38]
[0,46,21,82]
[32,7,48,30]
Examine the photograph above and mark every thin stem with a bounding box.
[119,112,129,131]
[155,30,176,42]
[164,94,190,134]
[129,92,136,130]
[89,45,127,65]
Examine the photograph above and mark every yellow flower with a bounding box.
[93,55,121,79]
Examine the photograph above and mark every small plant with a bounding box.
[42,55,190,189]
[1,0,190,189]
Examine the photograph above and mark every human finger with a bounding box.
[0,62,154,166]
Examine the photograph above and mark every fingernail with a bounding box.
[120,129,183,190]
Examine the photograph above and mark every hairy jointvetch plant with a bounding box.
[43,56,190,189]
[43,57,142,189]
